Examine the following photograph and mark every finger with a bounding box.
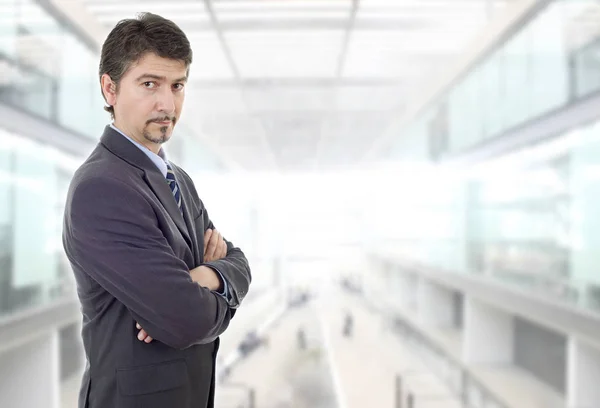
[218,238,227,259]
[136,322,141,330]
[205,229,220,261]
[144,336,153,343]
[213,231,223,257]
[204,229,217,259]
[208,232,222,262]
[215,230,223,247]
[203,229,213,256]
[216,239,225,259]
[138,329,148,341]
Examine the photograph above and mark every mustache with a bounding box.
[146,116,176,125]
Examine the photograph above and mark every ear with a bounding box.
[100,74,118,107]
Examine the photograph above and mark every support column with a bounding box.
[391,269,418,313]
[0,330,60,408]
[417,279,454,328]
[567,337,600,408]
[463,297,514,364]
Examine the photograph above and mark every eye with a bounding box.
[143,81,156,89]
[173,83,185,91]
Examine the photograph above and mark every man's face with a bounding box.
[102,52,188,152]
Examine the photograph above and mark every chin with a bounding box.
[144,130,172,145]
[158,133,172,144]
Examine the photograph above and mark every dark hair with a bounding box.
[99,12,193,119]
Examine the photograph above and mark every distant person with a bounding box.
[343,311,354,338]
[62,13,251,408]
[297,327,307,349]
[238,330,261,357]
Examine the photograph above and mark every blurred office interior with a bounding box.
[1,0,600,407]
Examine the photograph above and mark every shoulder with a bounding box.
[73,143,143,186]
[68,160,146,212]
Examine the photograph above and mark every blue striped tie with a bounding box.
[165,164,182,214]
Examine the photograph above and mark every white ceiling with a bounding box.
[78,0,512,171]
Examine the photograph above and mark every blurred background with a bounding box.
[1,0,600,407]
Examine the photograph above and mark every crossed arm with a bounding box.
[64,176,250,350]
[136,228,229,343]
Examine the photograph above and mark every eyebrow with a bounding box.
[135,74,188,83]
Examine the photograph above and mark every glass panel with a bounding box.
[447,79,469,152]
[0,129,13,316]
[419,0,580,154]
[12,65,55,119]
[566,0,600,98]
[0,0,17,58]
[568,120,600,310]
[461,116,600,313]
[480,51,503,141]
[0,0,104,139]
[57,34,96,137]
[0,128,77,320]
[572,38,600,98]
[529,2,569,115]
[470,159,571,296]
[502,24,531,130]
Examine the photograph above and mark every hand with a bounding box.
[190,265,222,291]
[204,228,227,262]
[136,322,153,343]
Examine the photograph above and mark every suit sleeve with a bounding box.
[202,204,252,309]
[63,176,231,350]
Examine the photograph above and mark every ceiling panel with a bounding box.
[85,2,207,14]
[81,1,212,35]
[319,111,391,154]
[342,30,468,78]
[195,114,266,146]
[225,30,345,78]
[333,85,406,111]
[212,0,352,12]
[74,0,509,171]
[242,86,335,112]
[89,9,210,27]
[184,88,248,115]
[216,9,350,21]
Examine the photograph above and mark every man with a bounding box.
[62,13,251,408]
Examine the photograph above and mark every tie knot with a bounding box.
[166,164,176,181]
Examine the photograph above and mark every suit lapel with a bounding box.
[143,170,193,250]
[99,126,192,250]
[172,166,201,261]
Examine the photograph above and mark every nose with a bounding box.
[156,87,175,115]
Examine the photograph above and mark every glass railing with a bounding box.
[375,116,600,316]
[397,0,600,160]
[349,286,510,408]
[391,315,510,408]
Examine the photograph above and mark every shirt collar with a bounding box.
[109,123,169,178]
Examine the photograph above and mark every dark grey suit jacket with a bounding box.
[62,126,251,408]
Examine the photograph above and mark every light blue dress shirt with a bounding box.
[109,124,229,299]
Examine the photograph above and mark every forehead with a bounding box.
[125,53,188,79]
